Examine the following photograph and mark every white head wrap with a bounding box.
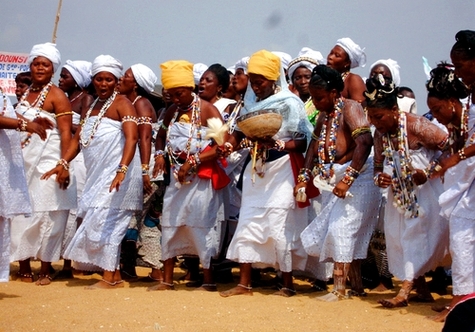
[227,65,236,75]
[235,56,250,74]
[272,51,292,70]
[193,63,208,85]
[335,37,366,69]
[370,59,401,86]
[287,47,325,81]
[28,42,61,73]
[130,63,157,94]
[91,55,123,79]
[63,60,92,88]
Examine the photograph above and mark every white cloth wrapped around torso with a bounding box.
[17,104,77,211]
[439,104,475,219]
[0,103,31,218]
[384,147,448,281]
[78,116,142,213]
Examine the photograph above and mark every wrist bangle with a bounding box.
[297,168,311,183]
[154,150,165,158]
[117,164,128,174]
[56,158,69,171]
[341,174,355,186]
[186,155,197,168]
[141,164,149,176]
[16,119,28,132]
[458,148,467,161]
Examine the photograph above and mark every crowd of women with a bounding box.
[1,29,475,326]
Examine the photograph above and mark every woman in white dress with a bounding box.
[220,50,313,297]
[150,60,227,291]
[10,42,77,286]
[430,30,475,322]
[367,74,449,308]
[0,87,51,282]
[43,55,142,289]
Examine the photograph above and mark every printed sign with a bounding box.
[0,52,30,96]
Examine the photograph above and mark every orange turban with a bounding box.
[247,50,281,81]
[160,60,194,90]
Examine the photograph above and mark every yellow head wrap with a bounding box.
[247,50,281,81]
[160,60,195,90]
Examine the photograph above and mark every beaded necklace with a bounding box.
[341,71,350,82]
[0,87,6,116]
[165,93,202,184]
[447,104,469,152]
[226,99,243,134]
[17,81,53,148]
[80,91,117,148]
[382,110,419,218]
[70,91,84,104]
[132,95,141,105]
[315,98,344,181]
[463,94,475,146]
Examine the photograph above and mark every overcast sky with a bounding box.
[2,0,474,112]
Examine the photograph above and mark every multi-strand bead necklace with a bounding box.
[80,91,118,148]
[166,93,202,185]
[315,98,344,181]
[16,82,53,148]
[382,110,419,218]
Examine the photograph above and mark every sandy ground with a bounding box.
[0,262,449,332]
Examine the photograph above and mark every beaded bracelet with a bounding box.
[16,119,28,132]
[458,148,467,161]
[239,138,253,149]
[345,165,360,179]
[186,155,197,168]
[194,153,201,165]
[121,115,137,124]
[154,150,165,158]
[117,164,128,174]
[274,139,285,151]
[56,158,70,170]
[297,168,311,183]
[424,160,440,177]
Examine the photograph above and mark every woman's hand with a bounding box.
[374,172,391,188]
[110,172,126,192]
[152,156,166,178]
[333,181,349,199]
[431,154,458,178]
[217,142,233,159]
[27,117,54,140]
[177,161,192,183]
[412,169,428,186]
[41,165,70,190]
[143,174,154,196]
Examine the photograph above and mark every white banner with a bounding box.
[0,51,30,96]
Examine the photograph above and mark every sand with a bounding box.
[0,262,449,332]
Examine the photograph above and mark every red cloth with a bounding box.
[197,145,230,190]
[289,152,320,208]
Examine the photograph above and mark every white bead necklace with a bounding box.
[80,91,117,148]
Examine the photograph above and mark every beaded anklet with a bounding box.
[237,283,252,290]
